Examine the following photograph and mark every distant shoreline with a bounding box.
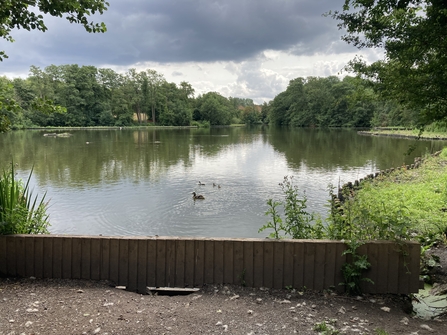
[358,129,447,141]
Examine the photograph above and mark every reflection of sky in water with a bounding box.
[12,129,446,238]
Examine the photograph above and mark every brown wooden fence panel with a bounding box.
[0,236,421,294]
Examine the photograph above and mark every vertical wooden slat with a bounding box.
[398,243,411,294]
[52,237,63,279]
[25,236,35,277]
[273,241,284,289]
[324,242,337,290]
[166,239,176,287]
[375,242,389,293]
[90,238,101,280]
[204,240,214,284]
[387,244,399,293]
[34,236,44,278]
[303,242,316,290]
[223,240,234,284]
[194,240,205,286]
[184,239,195,287]
[253,241,264,288]
[81,238,91,280]
[243,241,254,287]
[175,239,185,287]
[335,243,347,293]
[109,238,120,284]
[43,236,53,278]
[214,240,224,285]
[16,236,26,277]
[147,239,157,287]
[100,238,110,280]
[6,236,17,276]
[0,236,7,276]
[233,241,244,286]
[127,239,139,292]
[314,242,326,291]
[118,239,129,287]
[137,239,148,293]
[408,242,421,293]
[362,243,378,294]
[263,241,274,288]
[293,242,305,289]
[156,239,166,287]
[282,241,294,289]
[71,237,82,279]
[62,237,72,279]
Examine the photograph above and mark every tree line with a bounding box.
[1,64,419,130]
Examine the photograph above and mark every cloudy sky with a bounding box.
[0,0,382,104]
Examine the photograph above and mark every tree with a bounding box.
[0,0,109,132]
[0,0,109,60]
[331,0,447,126]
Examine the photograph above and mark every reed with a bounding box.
[0,163,49,235]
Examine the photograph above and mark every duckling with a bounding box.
[192,192,205,200]
[198,181,205,186]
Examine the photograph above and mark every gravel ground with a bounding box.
[0,277,446,335]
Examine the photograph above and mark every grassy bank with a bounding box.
[339,148,447,246]
[361,128,447,140]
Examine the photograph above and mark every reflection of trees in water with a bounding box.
[2,128,444,187]
[266,128,446,171]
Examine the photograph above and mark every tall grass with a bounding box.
[0,163,50,234]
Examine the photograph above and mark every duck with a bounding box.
[192,192,205,200]
[213,183,221,188]
[198,181,205,186]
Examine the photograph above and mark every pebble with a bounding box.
[256,298,263,304]
[93,327,101,334]
[25,321,33,327]
[338,306,346,314]
[380,307,391,313]
[420,324,434,332]
[230,295,240,300]
[280,299,291,304]
[400,317,409,325]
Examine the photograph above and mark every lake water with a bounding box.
[1,127,445,238]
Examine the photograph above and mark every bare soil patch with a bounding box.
[1,277,446,335]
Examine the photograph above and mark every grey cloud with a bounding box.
[0,0,346,73]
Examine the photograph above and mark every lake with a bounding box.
[1,127,445,238]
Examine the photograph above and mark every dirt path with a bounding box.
[0,278,446,335]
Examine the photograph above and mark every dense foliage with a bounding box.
[263,75,417,128]
[0,164,50,235]
[1,65,260,128]
[331,0,447,126]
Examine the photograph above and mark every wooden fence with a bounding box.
[0,235,421,294]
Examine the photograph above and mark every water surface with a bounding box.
[0,127,444,238]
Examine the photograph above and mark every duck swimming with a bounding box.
[192,192,205,200]
[198,181,205,186]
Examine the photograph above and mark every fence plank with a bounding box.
[109,238,120,284]
[127,239,139,292]
[204,240,214,284]
[166,239,176,287]
[376,243,389,293]
[119,239,129,287]
[43,237,53,279]
[184,239,195,287]
[223,240,234,285]
[81,238,91,280]
[293,242,304,289]
[273,242,284,289]
[147,239,157,287]
[304,242,316,290]
[16,236,26,277]
[194,240,205,286]
[137,239,148,293]
[62,237,72,279]
[263,241,274,288]
[314,242,326,291]
[0,236,6,276]
[34,236,44,279]
[243,241,254,287]
[175,239,185,288]
[214,240,224,285]
[100,238,110,280]
[52,237,63,279]
[324,242,337,290]
[408,242,421,293]
[253,241,264,288]
[6,236,17,276]
[25,236,35,277]
[233,241,244,286]
[156,239,166,287]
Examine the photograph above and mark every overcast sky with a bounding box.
[0,0,382,104]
